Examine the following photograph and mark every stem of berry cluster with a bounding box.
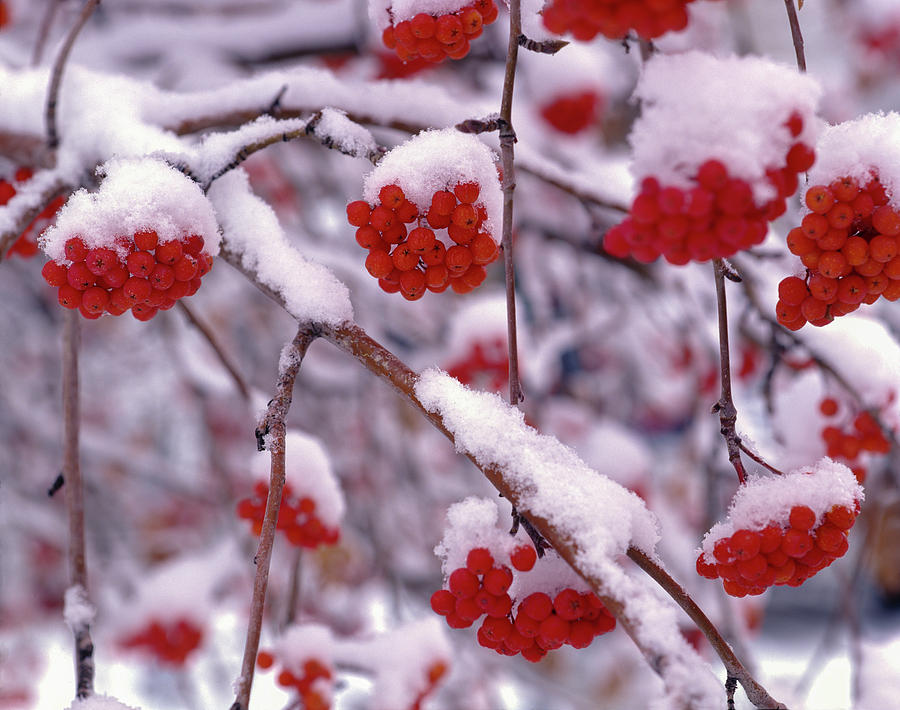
[231,325,316,710]
[783,0,806,72]
[499,0,524,405]
[62,309,95,699]
[712,259,748,484]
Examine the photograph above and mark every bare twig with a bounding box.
[283,547,303,628]
[32,0,65,66]
[517,34,568,54]
[712,259,748,484]
[737,442,785,476]
[62,309,94,699]
[46,0,102,149]
[176,301,251,402]
[500,0,524,405]
[783,0,807,72]
[231,325,317,710]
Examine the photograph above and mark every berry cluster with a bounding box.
[40,232,212,321]
[446,335,508,392]
[430,545,615,662]
[0,2,8,29]
[257,651,332,710]
[604,126,815,264]
[820,398,889,483]
[2,167,65,259]
[410,661,448,710]
[776,173,900,329]
[236,482,340,548]
[118,617,203,666]
[346,182,499,299]
[380,0,499,64]
[696,503,859,597]
[541,0,718,42]
[539,90,600,135]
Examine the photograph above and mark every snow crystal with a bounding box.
[65,695,141,710]
[363,129,503,243]
[699,458,864,559]
[249,429,346,527]
[415,369,659,572]
[207,170,353,325]
[40,158,220,262]
[808,112,900,207]
[631,51,821,201]
[63,585,95,632]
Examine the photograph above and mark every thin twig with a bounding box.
[517,34,568,54]
[783,0,807,72]
[176,301,251,402]
[230,325,317,710]
[32,0,65,66]
[283,547,303,629]
[499,0,524,405]
[712,259,748,485]
[46,0,102,149]
[737,442,785,476]
[62,309,94,699]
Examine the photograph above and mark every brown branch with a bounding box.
[62,309,94,699]
[176,301,251,402]
[712,259,748,484]
[230,325,317,710]
[783,0,807,72]
[32,0,65,67]
[500,0,524,405]
[46,0,102,149]
[738,441,785,476]
[517,34,568,54]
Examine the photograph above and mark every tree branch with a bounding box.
[783,0,806,72]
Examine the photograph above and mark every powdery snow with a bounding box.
[699,459,864,560]
[65,695,141,710]
[362,129,503,243]
[249,429,346,527]
[808,112,900,206]
[368,0,474,31]
[631,51,821,202]
[40,158,220,262]
[272,622,335,672]
[207,170,353,325]
[63,585,95,632]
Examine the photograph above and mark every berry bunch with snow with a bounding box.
[431,498,616,662]
[819,397,889,483]
[776,113,900,329]
[257,625,334,710]
[540,0,721,42]
[375,0,499,64]
[604,52,820,265]
[444,295,510,392]
[39,159,219,322]
[236,430,344,548]
[118,618,204,666]
[696,459,863,598]
[346,129,502,299]
[2,167,65,259]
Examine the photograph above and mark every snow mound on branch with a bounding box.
[699,459,863,556]
[415,368,659,566]
[369,0,472,31]
[808,112,900,207]
[66,695,141,710]
[40,158,220,262]
[250,429,345,527]
[631,51,821,201]
[208,169,353,325]
[363,129,503,243]
[64,585,95,632]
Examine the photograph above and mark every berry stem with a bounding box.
[62,308,95,699]
[231,325,316,710]
[737,441,785,476]
[712,259,748,484]
[500,0,524,404]
[783,0,806,73]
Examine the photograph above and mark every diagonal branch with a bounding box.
[783,0,807,72]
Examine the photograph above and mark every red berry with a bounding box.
[448,568,479,598]
[519,592,553,621]
[42,260,69,287]
[510,544,537,571]
[482,566,513,595]
[466,547,493,575]
[430,589,456,615]
[156,240,183,266]
[64,237,88,262]
[347,200,371,227]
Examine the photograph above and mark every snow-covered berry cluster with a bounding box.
[2,167,65,259]
[236,481,340,548]
[380,0,499,63]
[541,0,720,42]
[446,334,508,392]
[819,397,889,483]
[41,231,212,321]
[350,130,503,299]
[257,650,333,710]
[118,617,203,666]
[696,460,863,597]
[604,52,819,264]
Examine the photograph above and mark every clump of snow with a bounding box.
[40,158,220,263]
[273,623,335,672]
[631,51,821,201]
[208,169,353,325]
[64,585,96,632]
[66,695,141,710]
[249,429,345,527]
[808,112,900,207]
[369,0,473,31]
[363,129,503,242]
[699,458,864,559]
[414,369,659,570]
[309,108,379,159]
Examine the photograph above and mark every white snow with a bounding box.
[63,585,96,632]
[65,694,141,710]
[369,0,475,31]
